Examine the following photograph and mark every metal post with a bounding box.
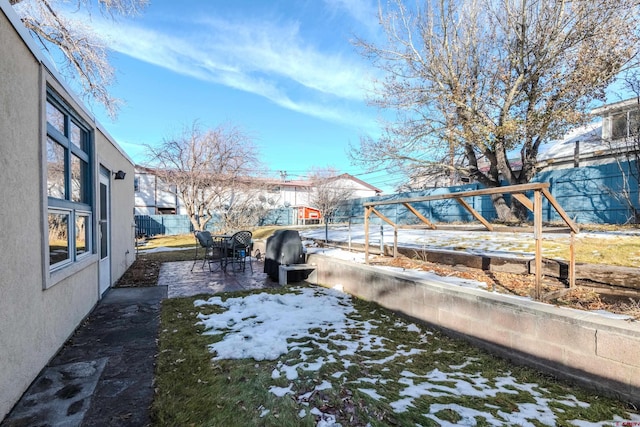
[325,220,329,243]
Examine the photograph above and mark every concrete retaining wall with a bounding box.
[318,239,640,290]
[306,253,640,404]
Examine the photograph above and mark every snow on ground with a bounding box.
[195,286,356,362]
[301,225,548,259]
[137,245,192,254]
[194,286,640,426]
[300,224,639,261]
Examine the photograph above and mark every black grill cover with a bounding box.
[264,230,310,282]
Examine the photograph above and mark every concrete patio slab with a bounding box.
[161,259,279,298]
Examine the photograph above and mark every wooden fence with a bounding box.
[363,183,580,300]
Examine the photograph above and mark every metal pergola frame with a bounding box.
[363,183,580,300]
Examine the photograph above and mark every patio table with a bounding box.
[212,234,232,270]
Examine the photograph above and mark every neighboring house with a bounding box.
[0,2,135,420]
[403,99,640,191]
[539,98,639,170]
[398,162,470,192]
[134,166,179,215]
[534,99,640,224]
[262,173,382,211]
[134,168,382,219]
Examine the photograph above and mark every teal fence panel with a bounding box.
[337,160,638,225]
[534,161,638,224]
[335,183,499,225]
[136,160,638,235]
[135,215,194,236]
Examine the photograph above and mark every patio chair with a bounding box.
[191,230,215,271]
[224,230,253,272]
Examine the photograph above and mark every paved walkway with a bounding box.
[2,259,277,426]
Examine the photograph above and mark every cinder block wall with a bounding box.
[307,253,640,405]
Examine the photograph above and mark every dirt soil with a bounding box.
[115,256,161,288]
[116,253,640,321]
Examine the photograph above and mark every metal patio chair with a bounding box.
[224,230,253,272]
[191,230,215,271]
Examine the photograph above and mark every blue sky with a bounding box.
[82,0,402,191]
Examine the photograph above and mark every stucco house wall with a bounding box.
[0,1,134,420]
[97,132,136,284]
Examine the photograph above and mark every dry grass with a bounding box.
[152,287,640,426]
[537,235,640,267]
[618,297,640,319]
[136,233,195,250]
[115,249,197,287]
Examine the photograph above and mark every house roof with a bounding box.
[245,173,382,194]
[591,97,640,116]
[538,97,640,163]
[538,121,603,161]
[335,173,383,194]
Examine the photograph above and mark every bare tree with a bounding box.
[10,0,147,117]
[144,122,262,232]
[308,167,355,224]
[218,181,275,231]
[353,0,640,221]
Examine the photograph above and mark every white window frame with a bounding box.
[606,109,640,141]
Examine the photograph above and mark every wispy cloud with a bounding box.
[92,14,377,130]
[323,0,380,34]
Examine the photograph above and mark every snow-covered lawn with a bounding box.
[194,285,640,426]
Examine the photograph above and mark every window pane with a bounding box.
[46,101,65,134]
[75,214,89,256]
[71,154,88,203]
[47,137,66,199]
[49,212,69,266]
[70,121,84,149]
[611,113,628,140]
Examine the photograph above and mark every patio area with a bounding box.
[161,257,281,298]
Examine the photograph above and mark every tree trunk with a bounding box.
[200,216,212,231]
[490,194,517,222]
[510,199,530,222]
[188,214,201,231]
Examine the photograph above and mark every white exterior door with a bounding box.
[99,171,111,295]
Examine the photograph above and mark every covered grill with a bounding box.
[264,230,311,282]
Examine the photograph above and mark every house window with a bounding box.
[46,91,92,270]
[134,176,140,192]
[610,110,640,140]
[48,211,70,265]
